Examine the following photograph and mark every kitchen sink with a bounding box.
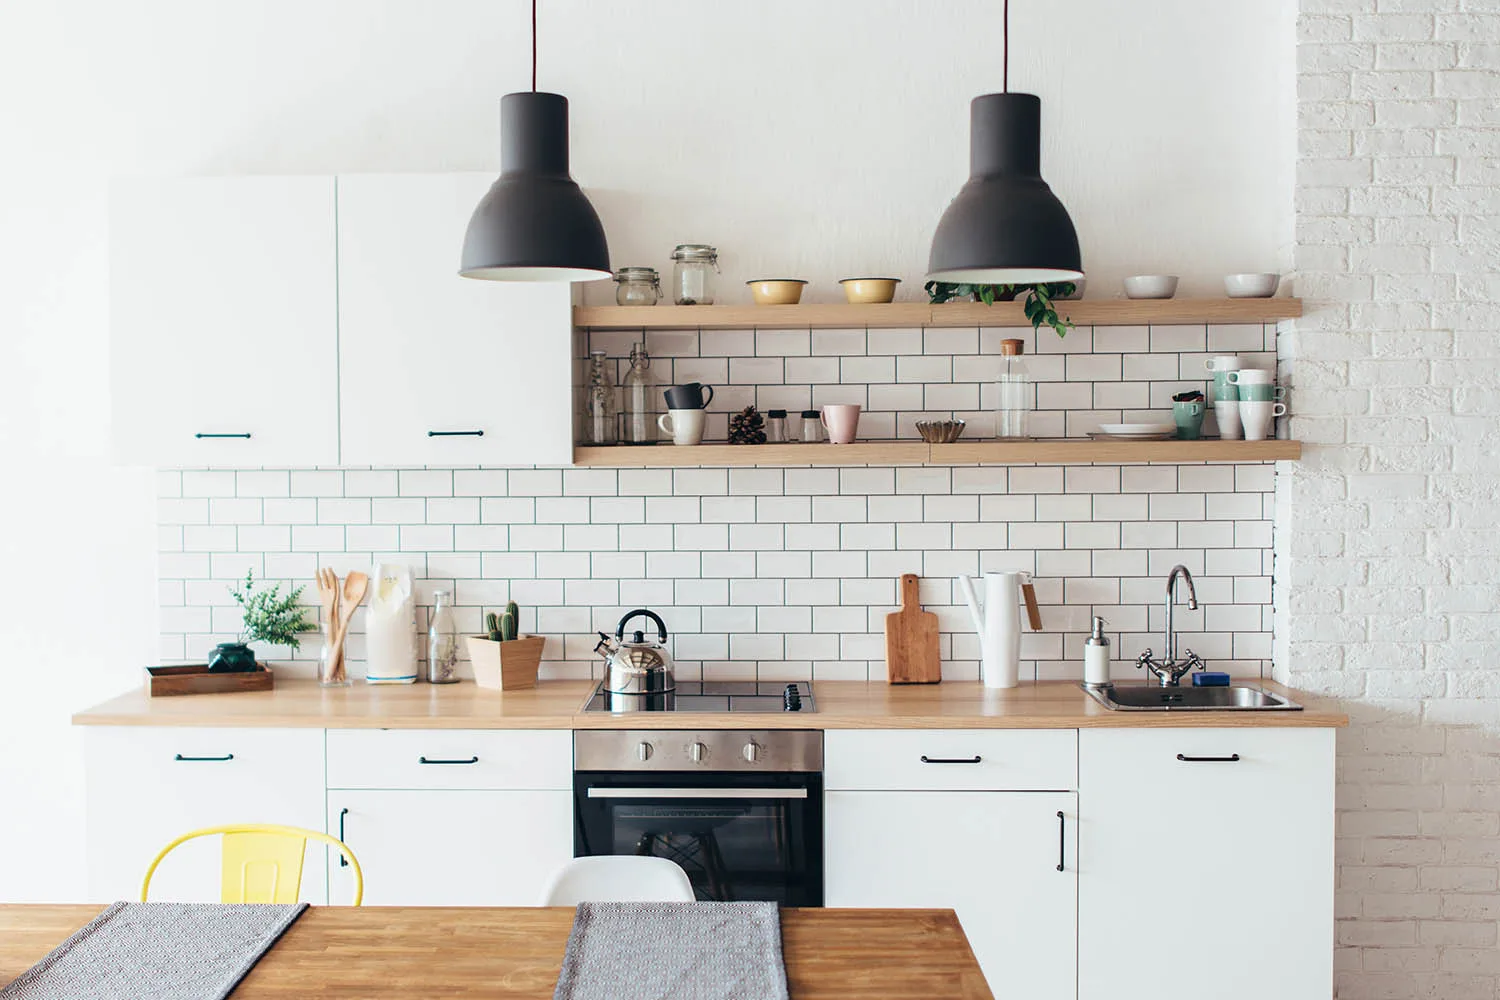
[1084,683,1303,711]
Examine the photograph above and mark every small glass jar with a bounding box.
[582,350,619,445]
[801,409,824,443]
[996,338,1032,440]
[619,343,658,445]
[765,409,788,444]
[613,267,662,306]
[426,589,459,684]
[670,244,719,305]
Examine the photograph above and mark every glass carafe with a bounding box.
[996,338,1032,440]
[581,350,619,445]
[619,343,658,445]
[426,589,459,684]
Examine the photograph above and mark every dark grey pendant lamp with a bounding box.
[927,0,1082,284]
[460,0,610,281]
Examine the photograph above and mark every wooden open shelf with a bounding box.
[573,439,1302,467]
[574,298,1302,331]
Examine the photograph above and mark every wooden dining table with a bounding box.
[0,904,993,998]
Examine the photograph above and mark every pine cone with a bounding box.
[728,405,767,445]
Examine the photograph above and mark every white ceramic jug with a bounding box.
[958,571,1026,689]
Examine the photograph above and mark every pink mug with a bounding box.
[820,404,862,444]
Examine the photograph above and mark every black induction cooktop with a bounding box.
[582,680,815,714]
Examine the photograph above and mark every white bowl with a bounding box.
[1122,275,1178,299]
[1224,273,1280,298]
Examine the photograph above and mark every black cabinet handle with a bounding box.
[338,807,349,867]
[1056,811,1066,872]
[174,753,233,762]
[920,755,982,764]
[427,430,484,437]
[419,755,480,765]
[194,433,251,439]
[1177,753,1241,763]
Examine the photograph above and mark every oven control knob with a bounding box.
[688,741,707,764]
[636,742,653,762]
[742,741,761,763]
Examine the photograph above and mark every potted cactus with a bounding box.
[463,600,546,690]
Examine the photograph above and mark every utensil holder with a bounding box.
[465,634,546,690]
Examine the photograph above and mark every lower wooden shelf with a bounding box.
[572,439,1302,467]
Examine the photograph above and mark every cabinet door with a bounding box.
[1078,728,1335,1000]
[336,173,574,466]
[110,177,339,466]
[826,790,1077,998]
[327,789,573,906]
[84,727,327,903]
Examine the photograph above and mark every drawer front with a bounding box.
[825,730,1077,791]
[327,729,572,790]
[1080,727,1335,786]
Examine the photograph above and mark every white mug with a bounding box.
[1206,355,1241,373]
[657,408,706,446]
[1226,368,1274,385]
[1238,400,1286,441]
[1214,398,1243,440]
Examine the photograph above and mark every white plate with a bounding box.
[1099,423,1175,436]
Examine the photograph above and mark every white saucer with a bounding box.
[1099,423,1175,436]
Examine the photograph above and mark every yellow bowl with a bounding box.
[839,277,901,304]
[747,279,807,305]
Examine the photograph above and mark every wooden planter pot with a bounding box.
[464,635,545,691]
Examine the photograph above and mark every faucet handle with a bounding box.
[1135,649,1154,670]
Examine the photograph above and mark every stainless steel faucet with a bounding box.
[1135,565,1204,686]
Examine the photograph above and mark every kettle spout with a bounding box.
[957,575,986,638]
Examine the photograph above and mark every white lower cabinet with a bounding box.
[84,727,327,903]
[326,789,572,906]
[1078,728,1335,1000]
[826,789,1078,998]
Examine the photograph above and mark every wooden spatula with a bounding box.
[885,573,942,684]
[329,571,369,669]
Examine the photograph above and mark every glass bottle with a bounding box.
[996,338,1032,440]
[801,409,824,443]
[426,589,459,684]
[581,350,619,445]
[619,343,658,445]
[765,409,788,444]
[613,267,662,306]
[670,244,719,305]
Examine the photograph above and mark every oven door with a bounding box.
[574,770,823,906]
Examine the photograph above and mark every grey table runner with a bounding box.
[553,901,790,1000]
[0,901,307,1000]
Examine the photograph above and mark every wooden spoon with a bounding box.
[329,571,369,669]
[316,568,342,679]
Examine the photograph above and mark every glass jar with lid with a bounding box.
[613,267,662,306]
[581,350,619,445]
[618,343,658,445]
[670,244,719,305]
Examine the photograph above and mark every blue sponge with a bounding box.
[1193,672,1232,687]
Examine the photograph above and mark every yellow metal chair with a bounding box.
[140,824,364,905]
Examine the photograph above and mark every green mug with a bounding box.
[1237,384,1284,402]
[1173,400,1206,440]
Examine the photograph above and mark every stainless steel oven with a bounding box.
[573,729,823,906]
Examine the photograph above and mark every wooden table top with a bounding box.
[0,904,993,999]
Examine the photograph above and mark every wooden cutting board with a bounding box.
[885,574,942,684]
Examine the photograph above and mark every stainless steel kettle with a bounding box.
[596,609,675,696]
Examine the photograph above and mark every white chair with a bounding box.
[542,855,696,906]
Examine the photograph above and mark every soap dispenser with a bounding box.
[1084,615,1111,688]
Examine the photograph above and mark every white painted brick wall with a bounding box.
[1289,2,1500,995]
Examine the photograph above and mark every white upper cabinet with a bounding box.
[110,176,339,467]
[335,173,574,467]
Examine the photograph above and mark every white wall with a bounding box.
[0,0,1291,901]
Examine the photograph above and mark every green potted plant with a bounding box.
[464,601,546,690]
[924,280,1078,339]
[208,571,314,673]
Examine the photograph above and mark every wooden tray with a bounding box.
[145,664,274,697]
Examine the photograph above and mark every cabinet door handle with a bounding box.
[419,755,480,765]
[920,755,982,764]
[194,433,252,439]
[1177,753,1241,763]
[173,753,234,762]
[1056,811,1066,872]
[427,430,484,437]
[338,807,349,867]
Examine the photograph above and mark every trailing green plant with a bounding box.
[486,601,521,642]
[229,571,314,649]
[924,280,1077,338]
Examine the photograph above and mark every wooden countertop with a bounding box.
[0,904,993,999]
[72,678,1348,729]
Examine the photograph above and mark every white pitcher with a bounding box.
[958,571,1026,689]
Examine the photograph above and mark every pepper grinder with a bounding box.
[1083,615,1111,688]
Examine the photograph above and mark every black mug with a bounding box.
[664,383,715,409]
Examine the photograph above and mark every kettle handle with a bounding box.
[616,609,668,642]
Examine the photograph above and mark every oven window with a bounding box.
[574,773,823,906]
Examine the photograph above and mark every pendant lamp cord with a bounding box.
[531,0,537,92]
[1002,0,1009,92]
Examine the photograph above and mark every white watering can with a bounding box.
[958,571,1034,689]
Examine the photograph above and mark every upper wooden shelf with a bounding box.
[573,298,1303,331]
[573,439,1302,467]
